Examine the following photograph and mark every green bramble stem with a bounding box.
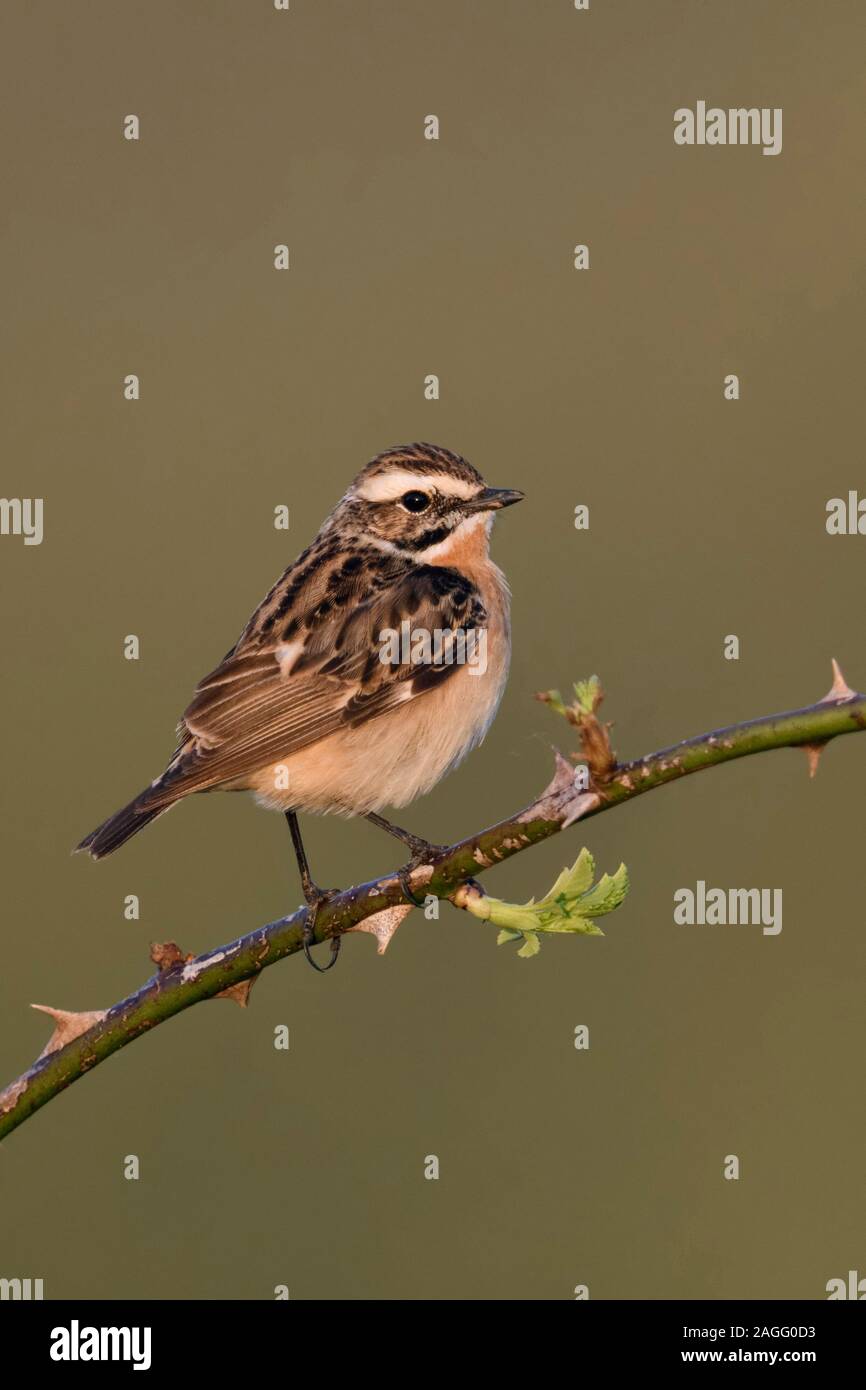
[1,671,864,1142]
[596,694,866,807]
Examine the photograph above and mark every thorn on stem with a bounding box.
[820,658,856,704]
[31,1004,107,1059]
[802,743,826,779]
[214,978,258,1007]
[347,903,412,954]
[803,660,859,777]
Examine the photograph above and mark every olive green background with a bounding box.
[1,1,864,1301]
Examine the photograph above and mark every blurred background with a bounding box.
[1,0,864,1299]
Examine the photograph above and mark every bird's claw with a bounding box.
[397,840,446,909]
[301,887,340,972]
[398,868,428,909]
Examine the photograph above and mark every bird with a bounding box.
[76,443,523,970]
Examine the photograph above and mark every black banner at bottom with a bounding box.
[1,1298,861,1373]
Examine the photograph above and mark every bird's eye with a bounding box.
[400,490,430,513]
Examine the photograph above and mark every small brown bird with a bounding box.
[77,443,523,968]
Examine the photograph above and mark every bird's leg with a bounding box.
[365,811,446,908]
[365,810,445,859]
[285,811,339,972]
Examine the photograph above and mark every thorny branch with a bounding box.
[1,662,863,1143]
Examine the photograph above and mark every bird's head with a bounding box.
[338,442,523,560]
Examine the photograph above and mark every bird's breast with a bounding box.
[250,559,512,816]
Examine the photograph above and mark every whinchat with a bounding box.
[77,443,523,968]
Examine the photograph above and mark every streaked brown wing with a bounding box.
[152,565,485,801]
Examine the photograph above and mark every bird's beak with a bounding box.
[467,487,525,512]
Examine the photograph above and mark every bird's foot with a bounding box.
[397,837,446,909]
[301,885,341,973]
[362,813,446,909]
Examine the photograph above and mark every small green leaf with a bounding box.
[573,675,601,715]
[541,688,568,717]
[459,847,630,959]
[536,913,592,935]
[574,863,629,917]
[579,922,605,937]
[546,847,595,902]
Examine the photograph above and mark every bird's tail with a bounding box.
[75,787,174,860]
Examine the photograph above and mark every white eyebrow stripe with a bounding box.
[354,470,479,502]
